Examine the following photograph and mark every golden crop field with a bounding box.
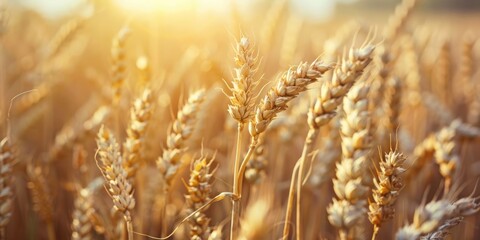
[1,0,480,239]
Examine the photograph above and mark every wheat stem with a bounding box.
[125,214,134,238]
[230,123,244,240]
[47,222,56,240]
[283,158,300,240]
[295,129,318,240]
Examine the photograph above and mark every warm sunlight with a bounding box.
[115,0,189,13]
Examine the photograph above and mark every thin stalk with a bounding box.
[47,222,56,240]
[295,129,318,240]
[445,177,451,194]
[339,229,348,240]
[230,123,244,240]
[283,162,299,240]
[125,213,134,240]
[282,128,318,240]
[236,139,258,197]
[372,226,379,240]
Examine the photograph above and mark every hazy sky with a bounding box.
[14,0,356,21]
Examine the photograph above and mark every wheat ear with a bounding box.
[227,36,259,125]
[156,89,205,189]
[328,84,372,240]
[432,127,458,193]
[384,0,418,42]
[71,188,94,240]
[46,18,84,59]
[111,27,130,105]
[185,155,216,240]
[123,89,154,180]
[395,197,480,240]
[0,138,14,240]
[96,126,135,240]
[369,150,407,239]
[248,60,334,140]
[27,166,55,240]
[238,192,273,240]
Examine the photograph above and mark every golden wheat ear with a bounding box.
[395,196,480,240]
[369,150,407,239]
[96,126,135,240]
[185,155,216,239]
[157,89,206,190]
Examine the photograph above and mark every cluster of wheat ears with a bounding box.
[1,0,480,239]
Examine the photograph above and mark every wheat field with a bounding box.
[1,0,480,239]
